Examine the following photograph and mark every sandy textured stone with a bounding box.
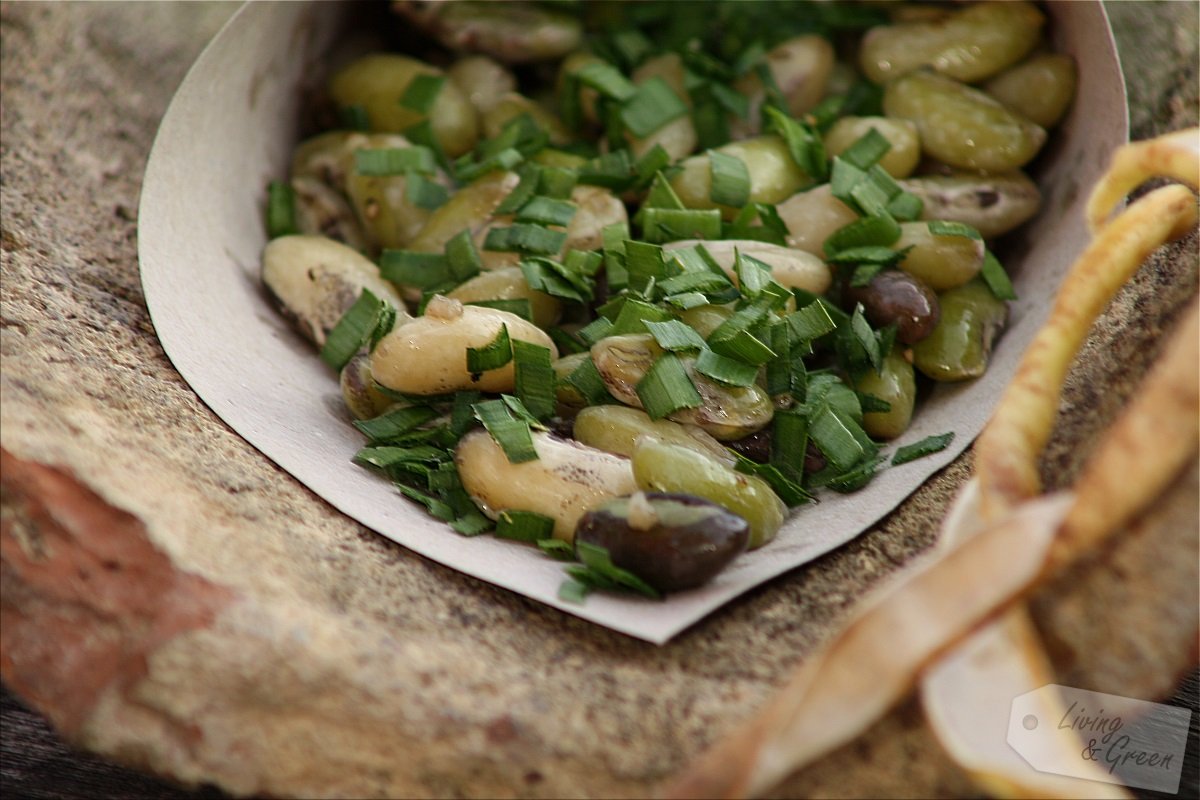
[1,2,1196,798]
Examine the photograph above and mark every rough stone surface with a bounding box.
[1,2,1196,798]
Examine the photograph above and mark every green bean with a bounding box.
[911,279,1008,381]
[860,1,1044,84]
[883,69,1047,173]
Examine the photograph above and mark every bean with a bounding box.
[558,51,603,126]
[628,53,697,161]
[900,171,1041,240]
[370,295,558,395]
[446,55,517,116]
[328,54,479,157]
[894,221,986,291]
[261,234,407,346]
[394,0,583,64]
[345,170,435,251]
[725,427,772,463]
[984,53,1078,129]
[823,116,921,179]
[481,92,571,146]
[564,185,628,253]
[670,135,815,220]
[575,492,749,593]
[590,334,774,441]
[407,170,521,259]
[860,1,1044,84]
[677,305,732,339]
[732,34,835,137]
[572,405,736,467]
[552,352,592,414]
[447,266,563,329]
[339,353,394,420]
[776,183,859,256]
[456,429,636,542]
[911,279,1008,381]
[843,269,940,344]
[291,176,370,253]
[852,345,917,440]
[632,438,786,549]
[883,70,1047,173]
[666,240,832,295]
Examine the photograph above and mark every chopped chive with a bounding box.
[558,577,592,603]
[354,445,448,471]
[710,81,751,120]
[319,289,392,371]
[825,245,906,266]
[808,402,872,473]
[472,398,538,463]
[823,213,902,256]
[572,541,660,598]
[450,390,482,437]
[538,165,578,199]
[577,150,634,190]
[928,220,983,240]
[577,316,615,346]
[379,250,450,290]
[266,180,298,239]
[483,224,567,256]
[839,127,892,171]
[451,511,493,536]
[734,250,778,299]
[466,323,513,375]
[520,256,593,303]
[656,269,734,297]
[849,263,886,288]
[886,191,924,221]
[405,171,450,209]
[644,319,707,352]
[399,74,444,114]
[708,150,751,208]
[621,77,689,137]
[820,454,887,493]
[858,393,892,414]
[691,94,731,151]
[663,291,710,310]
[765,106,827,181]
[634,144,671,184]
[354,147,437,176]
[444,229,483,282]
[771,407,808,481]
[395,482,456,520]
[624,240,669,292]
[465,299,532,321]
[353,405,440,443]
[538,538,576,560]
[642,207,723,243]
[513,339,556,421]
[694,348,758,387]
[980,250,1017,301]
[495,510,556,542]
[455,146,524,182]
[574,61,637,102]
[640,170,687,211]
[602,221,630,292]
[516,196,577,227]
[549,327,587,355]
[402,118,451,172]
[564,356,614,405]
[636,352,702,419]
[339,104,371,131]
[608,298,676,336]
[494,163,542,214]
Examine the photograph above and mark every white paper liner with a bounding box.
[139,1,1128,644]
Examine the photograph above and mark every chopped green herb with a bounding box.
[636,352,702,419]
[708,149,751,207]
[319,289,394,372]
[399,74,444,114]
[621,77,689,137]
[466,323,513,375]
[266,180,298,239]
[495,510,556,542]
[354,147,437,176]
